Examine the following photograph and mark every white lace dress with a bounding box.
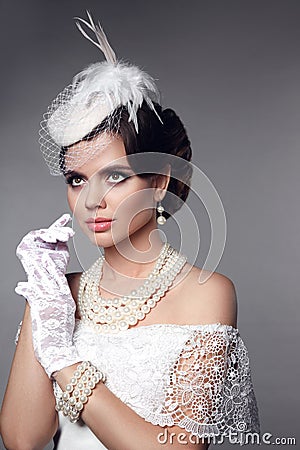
[52,320,260,449]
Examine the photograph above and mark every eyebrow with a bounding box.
[63,164,134,178]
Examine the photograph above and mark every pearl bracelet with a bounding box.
[55,361,106,423]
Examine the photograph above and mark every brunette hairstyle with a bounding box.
[60,102,193,221]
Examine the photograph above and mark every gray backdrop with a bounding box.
[1,1,299,449]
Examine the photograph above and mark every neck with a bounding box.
[97,217,168,297]
[103,234,165,280]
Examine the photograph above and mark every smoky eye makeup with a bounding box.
[65,175,84,186]
[64,165,135,187]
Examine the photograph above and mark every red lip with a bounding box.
[86,217,113,223]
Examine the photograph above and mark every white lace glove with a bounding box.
[15,213,82,378]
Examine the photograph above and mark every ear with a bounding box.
[151,163,171,202]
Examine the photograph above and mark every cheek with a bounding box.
[67,188,85,217]
[115,184,155,221]
[67,189,76,212]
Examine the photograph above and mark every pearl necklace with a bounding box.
[77,242,187,333]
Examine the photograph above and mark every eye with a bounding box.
[65,176,85,187]
[107,171,129,184]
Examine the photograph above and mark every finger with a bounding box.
[50,227,75,242]
[40,254,68,291]
[24,253,66,292]
[15,281,33,297]
[49,213,72,230]
[16,221,74,254]
[21,256,52,287]
[37,227,75,244]
[16,231,37,253]
[16,243,70,282]
[15,251,38,277]
[33,258,59,288]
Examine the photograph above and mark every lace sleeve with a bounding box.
[155,325,260,443]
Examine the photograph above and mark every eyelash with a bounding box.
[65,171,130,187]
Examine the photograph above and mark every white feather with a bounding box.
[74,10,116,64]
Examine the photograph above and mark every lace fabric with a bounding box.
[14,320,23,345]
[52,321,260,448]
[14,215,82,377]
[150,324,260,437]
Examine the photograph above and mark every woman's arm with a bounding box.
[0,303,58,450]
[54,366,209,450]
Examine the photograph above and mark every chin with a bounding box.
[86,229,127,249]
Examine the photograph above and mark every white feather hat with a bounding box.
[39,11,162,175]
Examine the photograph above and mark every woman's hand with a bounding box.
[15,213,82,378]
[16,213,74,289]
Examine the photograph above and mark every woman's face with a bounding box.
[65,133,159,248]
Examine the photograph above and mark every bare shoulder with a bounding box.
[175,263,238,328]
[66,272,83,304]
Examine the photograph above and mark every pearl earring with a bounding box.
[156,201,166,225]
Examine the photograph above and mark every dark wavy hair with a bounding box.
[60,101,193,221]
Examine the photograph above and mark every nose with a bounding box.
[84,178,107,210]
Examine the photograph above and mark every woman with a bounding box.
[0,12,260,450]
